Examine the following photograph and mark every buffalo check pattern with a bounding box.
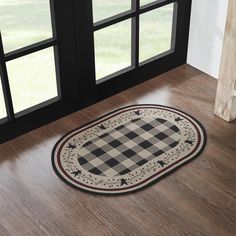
[78,118,181,177]
[52,105,206,194]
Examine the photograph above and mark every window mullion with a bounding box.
[0,32,15,121]
[5,39,57,62]
[131,0,140,68]
[171,2,178,50]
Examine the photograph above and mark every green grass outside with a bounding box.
[0,0,54,118]
[0,0,173,118]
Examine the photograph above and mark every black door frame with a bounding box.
[0,1,79,143]
[0,0,192,144]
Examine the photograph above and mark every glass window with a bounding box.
[93,0,131,23]
[94,20,132,80]
[7,47,58,113]
[0,0,53,53]
[139,3,174,63]
[140,0,157,6]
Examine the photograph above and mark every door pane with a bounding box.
[93,0,131,23]
[94,20,131,80]
[140,0,157,6]
[0,79,7,119]
[7,47,58,114]
[139,3,174,63]
[0,0,53,53]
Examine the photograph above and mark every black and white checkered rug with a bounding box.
[52,105,206,194]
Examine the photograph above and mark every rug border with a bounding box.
[51,104,207,195]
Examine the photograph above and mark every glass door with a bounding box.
[0,0,191,143]
[74,0,191,102]
[93,0,176,81]
[0,0,78,142]
[0,0,59,117]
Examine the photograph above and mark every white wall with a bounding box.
[187,0,229,79]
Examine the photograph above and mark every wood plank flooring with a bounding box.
[0,65,235,236]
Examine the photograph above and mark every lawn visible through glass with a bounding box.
[139,3,174,62]
[140,0,157,6]
[7,47,58,114]
[94,20,131,80]
[93,0,131,23]
[0,0,57,116]
[0,0,52,53]
[94,1,174,79]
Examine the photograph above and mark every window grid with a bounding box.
[0,0,60,122]
[92,0,177,82]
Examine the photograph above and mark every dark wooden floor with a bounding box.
[0,65,235,236]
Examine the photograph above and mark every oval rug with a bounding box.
[52,105,206,194]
